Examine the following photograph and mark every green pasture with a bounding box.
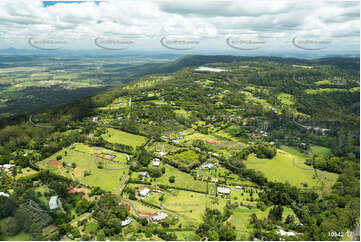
[101,128,148,148]
[244,150,338,191]
[38,145,128,192]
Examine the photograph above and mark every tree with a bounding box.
[268,205,283,222]
[0,197,16,219]
[169,176,175,183]
[208,229,219,241]
[285,214,295,224]
[56,155,62,161]
[96,229,106,241]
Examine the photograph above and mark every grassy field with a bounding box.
[245,150,338,191]
[310,145,332,157]
[228,206,297,240]
[155,165,208,193]
[38,144,128,192]
[102,128,148,148]
[161,190,228,222]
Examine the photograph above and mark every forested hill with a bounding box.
[104,55,360,78]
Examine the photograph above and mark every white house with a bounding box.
[276,229,296,237]
[158,151,167,156]
[139,188,150,197]
[217,186,231,195]
[235,186,242,190]
[0,192,10,197]
[152,160,161,167]
[0,164,14,169]
[151,211,168,222]
[49,196,59,210]
[121,217,133,226]
[138,171,149,177]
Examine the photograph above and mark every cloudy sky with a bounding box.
[0,0,359,55]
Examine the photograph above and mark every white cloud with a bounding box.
[0,0,358,52]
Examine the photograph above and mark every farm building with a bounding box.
[49,196,59,210]
[151,211,168,223]
[217,186,231,195]
[139,188,151,197]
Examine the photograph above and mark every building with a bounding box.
[49,196,59,210]
[205,140,220,145]
[152,160,161,167]
[121,217,133,227]
[276,229,296,237]
[200,163,214,169]
[138,171,149,177]
[158,151,167,156]
[0,164,14,169]
[217,186,231,195]
[151,211,168,223]
[68,188,84,194]
[139,188,151,197]
[0,192,10,197]
[235,186,242,190]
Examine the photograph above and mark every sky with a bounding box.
[0,0,359,56]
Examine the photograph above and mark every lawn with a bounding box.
[244,150,338,191]
[38,144,129,192]
[102,128,148,149]
[155,165,208,193]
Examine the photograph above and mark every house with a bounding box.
[211,178,218,183]
[158,151,167,156]
[92,116,98,123]
[276,229,296,237]
[121,217,133,227]
[0,164,14,169]
[139,188,151,197]
[152,160,161,167]
[217,186,231,195]
[68,188,84,194]
[172,140,180,144]
[151,211,168,223]
[49,196,59,210]
[205,140,220,145]
[160,136,169,139]
[0,192,10,197]
[200,163,214,169]
[251,134,259,139]
[235,186,242,190]
[138,171,149,177]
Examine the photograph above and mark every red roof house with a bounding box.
[68,188,84,194]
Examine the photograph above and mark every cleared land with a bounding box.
[244,150,338,191]
[38,144,128,192]
[102,128,148,148]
